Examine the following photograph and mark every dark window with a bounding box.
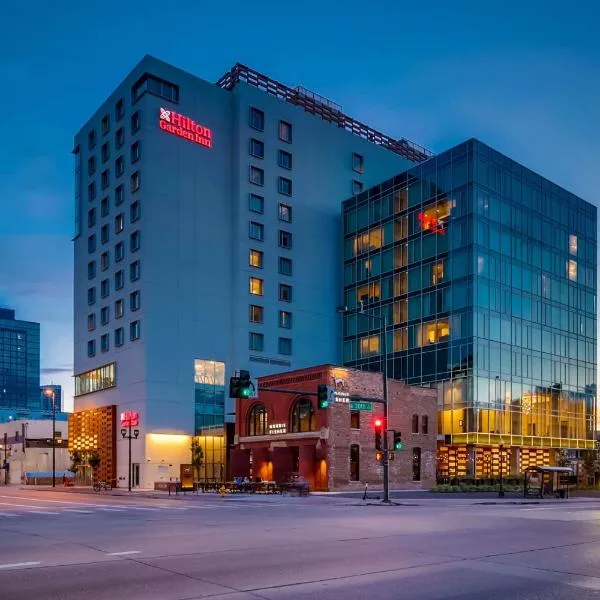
[100,333,109,353]
[87,313,96,331]
[249,332,264,351]
[101,169,110,189]
[101,142,109,163]
[100,278,109,298]
[352,180,363,195]
[278,337,292,355]
[249,107,264,131]
[249,166,264,186]
[88,156,96,176]
[115,327,124,347]
[132,73,179,104]
[249,194,264,214]
[88,234,96,253]
[130,260,140,281]
[115,212,124,233]
[278,203,292,222]
[88,182,96,202]
[87,340,96,357]
[131,111,141,133]
[279,230,292,249]
[350,444,360,481]
[116,127,124,149]
[278,177,292,196]
[130,230,140,252]
[422,415,429,434]
[87,287,96,305]
[130,290,141,311]
[279,120,292,143]
[130,171,140,193]
[247,403,267,436]
[115,98,124,121]
[101,224,109,244]
[115,156,125,177]
[130,320,141,341]
[249,304,263,323]
[115,241,124,262]
[279,284,292,303]
[101,197,109,217]
[130,200,140,223]
[115,299,124,319]
[412,414,419,434]
[278,256,292,276]
[278,150,292,169]
[249,138,264,159]
[100,306,109,326]
[131,141,140,163]
[350,411,360,429]
[352,153,364,174]
[249,222,264,241]
[115,269,124,290]
[290,398,315,433]
[115,184,124,206]
[101,114,110,135]
[88,208,96,228]
[100,251,109,271]
[279,310,292,329]
[87,261,96,280]
[88,130,96,150]
[412,447,421,481]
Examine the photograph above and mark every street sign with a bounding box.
[349,401,372,411]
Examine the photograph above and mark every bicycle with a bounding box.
[93,481,111,492]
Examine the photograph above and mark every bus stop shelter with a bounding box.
[523,466,572,499]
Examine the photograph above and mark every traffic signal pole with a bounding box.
[381,312,390,504]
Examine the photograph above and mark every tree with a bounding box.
[582,450,599,486]
[191,439,204,482]
[88,451,101,480]
[556,450,570,467]
[69,451,83,475]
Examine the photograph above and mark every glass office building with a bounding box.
[342,139,597,477]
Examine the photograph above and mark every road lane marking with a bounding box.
[0,562,41,569]
[107,551,141,556]
[64,509,94,514]
[0,512,17,517]
[29,510,60,515]
[96,508,126,512]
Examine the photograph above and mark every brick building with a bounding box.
[231,364,437,491]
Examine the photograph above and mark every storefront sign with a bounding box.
[268,423,287,435]
[349,401,373,411]
[120,411,139,427]
[334,391,350,404]
[158,108,212,148]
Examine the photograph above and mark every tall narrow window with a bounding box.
[249,249,263,268]
[279,120,292,143]
[422,415,429,434]
[249,138,264,159]
[278,150,292,169]
[279,284,292,303]
[130,320,141,341]
[279,310,292,329]
[249,222,264,241]
[352,153,364,174]
[350,444,360,481]
[412,414,419,434]
[249,194,264,213]
[249,107,264,131]
[249,305,263,323]
[279,230,292,249]
[250,166,264,186]
[412,447,421,481]
[249,277,263,296]
[278,177,292,196]
[278,203,292,222]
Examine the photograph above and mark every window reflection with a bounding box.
[431,262,444,285]
[416,320,450,346]
[567,260,577,281]
[359,335,380,357]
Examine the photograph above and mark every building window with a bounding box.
[101,142,109,163]
[350,411,360,430]
[130,320,141,341]
[416,320,450,346]
[278,150,292,169]
[87,340,96,357]
[279,284,292,303]
[87,261,96,280]
[88,155,96,176]
[249,194,264,214]
[290,398,314,433]
[130,290,141,311]
[567,259,577,281]
[249,107,264,131]
[278,203,292,223]
[115,212,124,234]
[115,155,125,177]
[115,299,124,319]
[249,332,264,352]
[115,184,124,205]
[100,278,109,298]
[279,310,292,329]
[101,196,109,217]
[101,169,110,189]
[88,129,96,149]
[279,230,292,249]
[278,337,292,355]
[101,224,109,244]
[359,335,379,357]
[412,447,421,482]
[100,251,109,271]
[87,287,96,305]
[247,403,267,436]
[116,127,124,149]
[278,256,292,276]
[249,249,263,268]
[88,234,96,254]
[130,260,140,281]
[412,414,419,434]
[249,304,263,323]
[278,177,292,196]
[249,221,264,241]
[87,313,96,331]
[249,138,264,159]
[131,111,141,133]
[115,241,124,262]
[115,98,124,121]
[352,180,363,195]
[279,120,292,143]
[352,153,364,174]
[115,269,124,290]
[249,166,264,186]
[132,73,179,103]
[115,327,124,347]
[131,141,140,163]
[569,234,578,255]
[88,182,96,202]
[100,306,109,326]
[249,277,263,296]
[130,171,140,193]
[432,262,444,285]
[101,114,110,135]
[422,415,429,435]
[130,200,140,223]
[75,362,116,396]
[88,207,96,228]
[130,230,140,252]
[350,444,360,481]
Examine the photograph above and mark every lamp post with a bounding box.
[338,303,390,504]
[498,436,505,498]
[121,413,140,492]
[44,388,57,487]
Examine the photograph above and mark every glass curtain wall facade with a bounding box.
[342,139,597,477]
[194,359,225,433]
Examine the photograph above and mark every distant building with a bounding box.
[0,308,40,411]
[40,385,62,412]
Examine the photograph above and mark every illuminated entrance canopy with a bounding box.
[158,108,212,148]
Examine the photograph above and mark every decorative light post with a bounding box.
[43,388,57,487]
[498,436,505,498]
[120,411,140,492]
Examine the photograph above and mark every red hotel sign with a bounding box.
[158,108,212,148]
[120,411,139,428]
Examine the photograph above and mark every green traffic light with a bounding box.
[395,442,403,450]
[241,387,251,398]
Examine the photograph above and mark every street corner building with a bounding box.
[230,365,437,491]
[70,55,431,489]
[341,139,597,478]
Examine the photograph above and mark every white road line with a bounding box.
[0,501,44,509]
[96,508,126,512]
[0,513,17,517]
[107,551,141,556]
[64,509,94,514]
[0,562,41,569]
[111,506,158,511]
[0,495,134,509]
[29,511,60,515]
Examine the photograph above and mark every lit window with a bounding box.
[115,327,124,347]
[115,241,124,262]
[131,141,140,163]
[249,107,264,131]
[75,363,116,396]
[278,177,292,196]
[101,196,109,217]
[249,277,263,296]
[115,98,124,121]
[247,403,267,436]
[249,332,264,351]
[279,284,292,303]
[418,200,453,234]
[249,249,263,268]
[352,153,364,174]
[249,305,263,323]
[279,120,292,143]
[87,313,96,331]
[130,260,140,281]
[278,337,292,355]
[279,230,292,249]
[100,306,109,326]
[101,224,109,244]
[352,180,363,195]
[567,259,577,281]
[115,156,125,177]
[393,328,408,351]
[130,230,140,252]
[115,299,124,319]
[116,127,124,149]
[100,278,110,298]
[100,251,109,271]
[569,234,578,256]
[279,310,292,329]
[87,261,96,280]
[131,111,141,133]
[88,130,96,149]
[359,335,379,357]
[249,221,264,241]
[115,269,124,290]
[101,169,110,189]
[278,150,292,169]
[250,166,264,186]
[432,262,444,285]
[250,138,264,159]
[87,287,96,306]
[130,171,140,193]
[115,184,124,205]
[87,340,96,357]
[278,203,292,222]
[130,200,140,223]
[130,320,141,341]
[249,194,264,214]
[278,256,292,276]
[417,320,450,347]
[88,207,96,228]
[101,114,110,135]
[115,212,124,233]
[130,290,141,311]
[88,156,96,176]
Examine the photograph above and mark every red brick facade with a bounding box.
[232,364,437,491]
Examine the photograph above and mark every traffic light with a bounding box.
[375,451,383,462]
[374,417,383,451]
[393,430,403,450]
[317,384,329,409]
[229,370,253,398]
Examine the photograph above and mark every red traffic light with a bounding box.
[373,418,383,428]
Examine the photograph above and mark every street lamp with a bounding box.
[121,426,140,492]
[338,303,390,504]
[44,388,57,487]
[498,436,505,498]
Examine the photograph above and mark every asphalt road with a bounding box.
[1,488,600,599]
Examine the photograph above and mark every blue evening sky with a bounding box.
[0,0,598,410]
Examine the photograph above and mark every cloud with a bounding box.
[41,367,73,375]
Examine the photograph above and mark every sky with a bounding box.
[0,0,598,412]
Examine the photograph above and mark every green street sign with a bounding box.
[349,401,373,411]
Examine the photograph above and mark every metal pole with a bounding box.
[382,313,390,504]
[52,391,56,488]
[499,442,505,498]
[3,433,7,485]
[128,425,132,492]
